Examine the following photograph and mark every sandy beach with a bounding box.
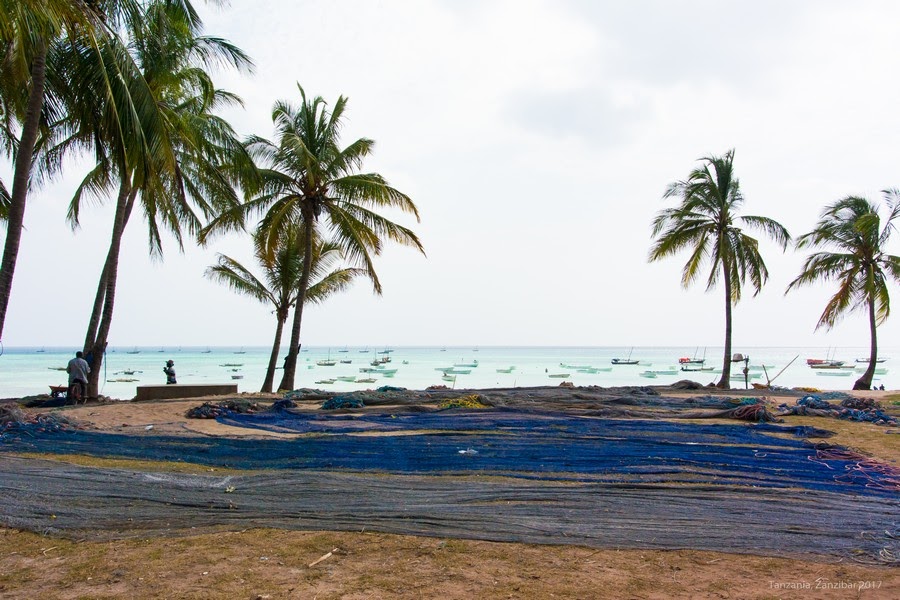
[1,385,898,599]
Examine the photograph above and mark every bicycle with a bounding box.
[68,380,86,404]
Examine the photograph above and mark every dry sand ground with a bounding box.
[1,389,899,599]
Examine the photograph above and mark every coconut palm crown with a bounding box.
[787,190,900,390]
[649,150,791,387]
[202,83,425,391]
[206,228,363,393]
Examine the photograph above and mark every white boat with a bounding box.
[612,348,639,365]
[315,378,336,385]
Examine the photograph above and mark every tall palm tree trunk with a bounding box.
[854,295,878,390]
[84,260,110,350]
[85,180,135,397]
[262,312,287,393]
[718,267,733,388]
[0,40,48,340]
[278,214,314,392]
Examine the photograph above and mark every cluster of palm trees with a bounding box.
[650,150,900,390]
[1,1,423,395]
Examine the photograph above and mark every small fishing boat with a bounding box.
[443,368,471,375]
[340,359,352,364]
[234,347,246,354]
[336,376,357,382]
[612,348,639,365]
[856,357,887,363]
[548,373,570,379]
[127,347,140,354]
[680,365,714,372]
[809,361,846,369]
[317,360,336,366]
[356,377,377,383]
[496,367,516,373]
[441,374,456,382]
[454,360,478,368]
[816,371,852,377]
[314,378,335,385]
[338,347,349,353]
[231,375,244,380]
[678,347,706,365]
[639,371,657,378]
[220,363,243,367]
[202,348,212,354]
[577,367,612,373]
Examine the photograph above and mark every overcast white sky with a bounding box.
[3,0,900,349]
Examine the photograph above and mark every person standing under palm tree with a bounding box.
[787,190,900,390]
[649,150,791,388]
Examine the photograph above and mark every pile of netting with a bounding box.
[811,444,900,493]
[438,394,490,409]
[778,395,898,425]
[185,399,261,419]
[0,404,76,438]
[321,396,364,410]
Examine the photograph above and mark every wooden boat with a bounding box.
[548,373,570,378]
[856,357,887,363]
[639,371,657,378]
[356,377,377,383]
[612,348,639,365]
[443,368,471,375]
[454,361,478,368]
[496,367,515,373]
[680,365,714,372]
[441,374,456,382]
[317,360,336,367]
[816,371,852,377]
[314,378,335,385]
[340,359,352,364]
[231,375,244,380]
[611,358,639,365]
[336,376,357,382]
[809,361,847,369]
[678,347,706,365]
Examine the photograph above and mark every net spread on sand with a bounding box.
[0,386,897,564]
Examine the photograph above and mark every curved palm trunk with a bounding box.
[0,40,48,339]
[84,181,135,398]
[853,295,877,390]
[261,310,288,393]
[278,214,315,392]
[84,260,110,350]
[717,267,733,388]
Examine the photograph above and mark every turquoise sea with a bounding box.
[0,345,894,400]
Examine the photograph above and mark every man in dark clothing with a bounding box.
[164,359,177,384]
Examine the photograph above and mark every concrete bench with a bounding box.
[135,384,239,402]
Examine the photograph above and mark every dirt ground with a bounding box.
[1,389,898,599]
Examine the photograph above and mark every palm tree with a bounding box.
[0,0,147,340]
[206,229,363,392]
[787,190,900,390]
[56,0,254,397]
[202,84,425,391]
[649,150,791,387]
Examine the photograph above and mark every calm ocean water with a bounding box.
[0,345,894,400]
